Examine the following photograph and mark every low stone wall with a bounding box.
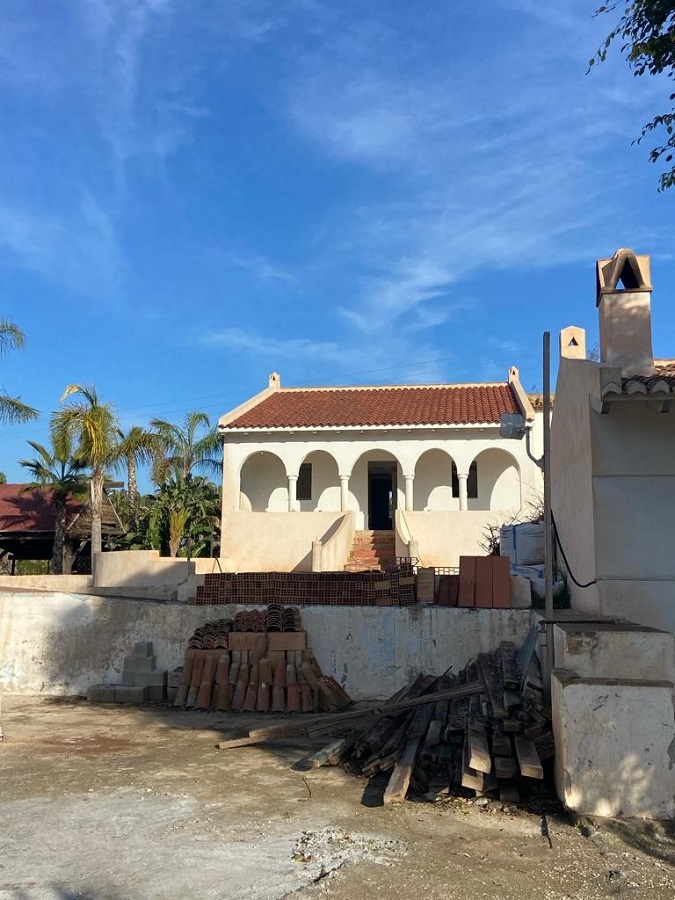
[0,590,532,701]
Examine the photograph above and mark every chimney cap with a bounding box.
[596,248,652,305]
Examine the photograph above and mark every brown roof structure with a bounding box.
[222,383,521,430]
[0,485,84,533]
[0,484,124,562]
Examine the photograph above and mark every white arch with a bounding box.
[413,448,457,511]
[239,450,288,512]
[296,448,341,512]
[468,447,522,511]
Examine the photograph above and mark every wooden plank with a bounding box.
[498,780,520,804]
[503,691,521,712]
[353,678,430,759]
[499,641,520,691]
[517,625,539,693]
[491,728,512,757]
[514,735,544,779]
[477,653,507,719]
[461,739,497,793]
[492,556,511,608]
[468,728,492,774]
[307,735,358,768]
[383,705,433,804]
[493,755,518,779]
[216,680,484,750]
[474,557,494,608]
[458,556,476,607]
[502,718,523,734]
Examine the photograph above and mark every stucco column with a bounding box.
[339,475,350,512]
[457,472,469,511]
[288,475,298,512]
[404,474,414,512]
[220,442,239,512]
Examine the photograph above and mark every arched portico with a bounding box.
[414,448,457,511]
[296,449,341,512]
[468,448,521,511]
[348,449,404,530]
[239,451,288,511]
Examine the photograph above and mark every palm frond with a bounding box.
[0,394,39,424]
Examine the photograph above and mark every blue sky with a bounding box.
[0,0,673,485]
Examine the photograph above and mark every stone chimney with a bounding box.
[269,372,281,389]
[596,248,654,377]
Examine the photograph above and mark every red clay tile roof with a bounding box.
[0,484,85,533]
[225,384,520,429]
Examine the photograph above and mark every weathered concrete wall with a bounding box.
[553,621,675,683]
[0,590,531,700]
[552,670,675,819]
[0,574,93,593]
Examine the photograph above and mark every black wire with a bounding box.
[552,510,597,588]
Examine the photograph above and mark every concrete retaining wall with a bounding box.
[0,590,532,700]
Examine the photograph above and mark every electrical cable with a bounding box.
[551,510,597,588]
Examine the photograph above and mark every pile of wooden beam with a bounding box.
[337,640,553,803]
[218,633,554,805]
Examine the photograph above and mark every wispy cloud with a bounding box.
[205,246,297,286]
[0,190,121,297]
[204,325,462,386]
[281,5,666,338]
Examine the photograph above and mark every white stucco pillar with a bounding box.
[288,475,298,512]
[220,442,239,513]
[404,474,414,512]
[339,475,350,512]
[457,472,469,511]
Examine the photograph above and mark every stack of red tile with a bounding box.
[173,605,352,715]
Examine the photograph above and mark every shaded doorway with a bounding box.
[368,461,396,530]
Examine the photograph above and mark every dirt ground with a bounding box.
[0,696,673,900]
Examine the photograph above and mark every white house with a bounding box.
[218,369,543,572]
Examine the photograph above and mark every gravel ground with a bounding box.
[0,696,673,900]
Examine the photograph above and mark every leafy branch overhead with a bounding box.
[591,2,675,191]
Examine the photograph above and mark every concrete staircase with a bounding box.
[344,530,395,572]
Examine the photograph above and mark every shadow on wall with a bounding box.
[291,517,344,572]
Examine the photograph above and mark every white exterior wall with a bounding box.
[550,359,603,616]
[221,425,543,570]
[552,355,675,633]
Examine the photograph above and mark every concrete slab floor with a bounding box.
[0,697,673,900]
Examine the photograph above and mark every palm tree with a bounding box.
[20,436,88,573]
[0,319,38,424]
[150,412,222,485]
[115,425,159,531]
[51,384,120,567]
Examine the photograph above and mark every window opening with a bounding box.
[297,463,312,501]
[452,461,478,499]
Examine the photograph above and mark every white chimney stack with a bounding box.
[596,248,654,377]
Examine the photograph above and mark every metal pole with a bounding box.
[542,332,554,699]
